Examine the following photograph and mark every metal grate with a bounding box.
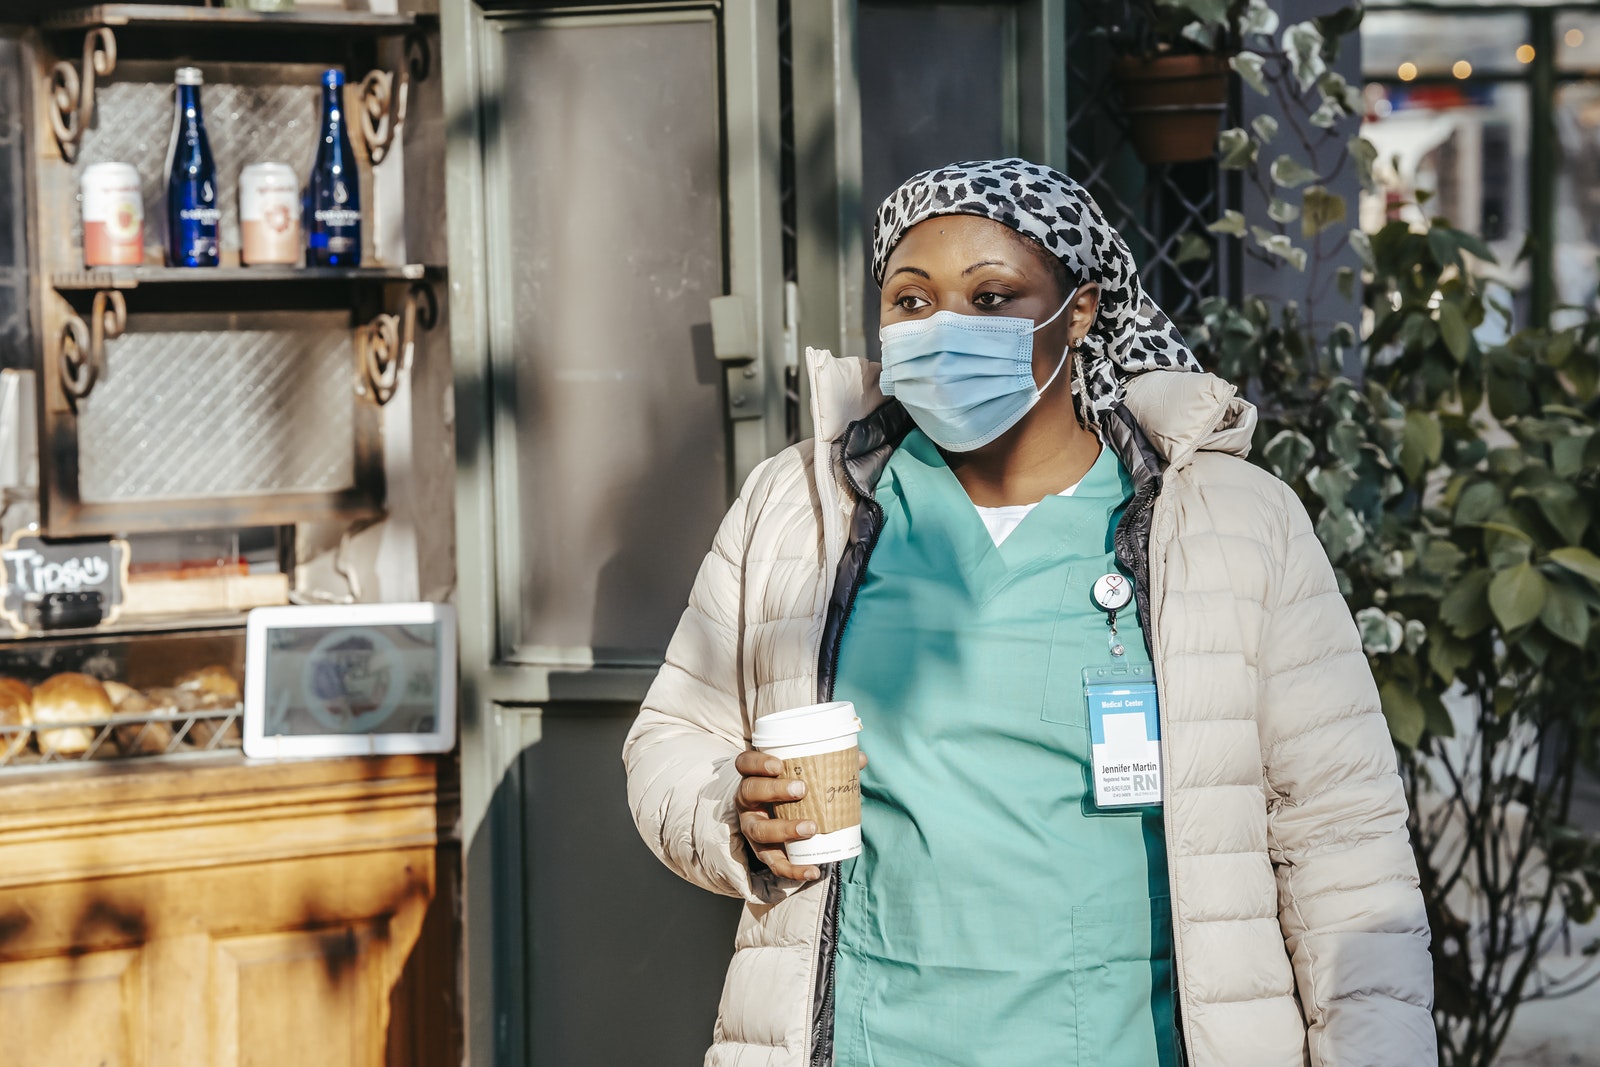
[77,312,357,503]
[0,706,242,768]
[1064,2,1232,321]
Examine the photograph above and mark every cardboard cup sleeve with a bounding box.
[772,745,860,835]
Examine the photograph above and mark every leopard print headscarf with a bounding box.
[872,158,1201,430]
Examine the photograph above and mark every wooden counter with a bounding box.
[0,754,458,1067]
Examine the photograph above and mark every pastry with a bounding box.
[107,683,173,756]
[0,677,31,762]
[174,665,242,703]
[31,673,113,757]
[175,665,242,747]
[0,676,30,707]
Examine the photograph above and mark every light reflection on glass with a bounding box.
[1360,82,1532,325]
[1553,82,1600,325]
[1364,11,1529,78]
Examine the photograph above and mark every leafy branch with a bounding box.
[1186,7,1600,1063]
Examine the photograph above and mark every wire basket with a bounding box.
[0,706,243,769]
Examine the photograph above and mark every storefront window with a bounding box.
[1362,11,1528,79]
[1361,3,1600,327]
[1554,82,1600,325]
[1555,11,1600,72]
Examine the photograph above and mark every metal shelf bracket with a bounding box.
[49,27,117,161]
[356,281,436,406]
[57,289,127,411]
[358,33,430,166]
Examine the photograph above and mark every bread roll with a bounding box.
[0,676,30,707]
[102,680,137,706]
[0,677,31,762]
[108,684,174,756]
[175,665,242,747]
[31,673,113,757]
[174,665,242,704]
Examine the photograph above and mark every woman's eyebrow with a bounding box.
[888,265,930,280]
[962,259,1009,275]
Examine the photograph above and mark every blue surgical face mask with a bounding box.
[878,297,1073,452]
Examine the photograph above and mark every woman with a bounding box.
[625,159,1434,1067]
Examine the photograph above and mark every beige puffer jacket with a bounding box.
[625,348,1436,1067]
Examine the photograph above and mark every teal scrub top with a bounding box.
[831,430,1178,1067]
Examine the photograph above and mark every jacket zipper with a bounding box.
[807,871,842,1066]
[808,462,885,1067]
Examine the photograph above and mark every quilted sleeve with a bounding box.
[1259,479,1438,1066]
[623,456,799,906]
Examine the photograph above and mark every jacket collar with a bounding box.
[806,346,1257,498]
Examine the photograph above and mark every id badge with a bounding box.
[1084,663,1163,808]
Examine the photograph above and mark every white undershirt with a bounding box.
[973,477,1084,546]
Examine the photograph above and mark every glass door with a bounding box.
[442,2,783,1063]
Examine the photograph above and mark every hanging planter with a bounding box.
[1111,53,1231,166]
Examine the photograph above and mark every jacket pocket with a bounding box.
[1072,896,1180,1067]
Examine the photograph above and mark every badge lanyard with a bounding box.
[1091,572,1133,659]
[1085,572,1162,809]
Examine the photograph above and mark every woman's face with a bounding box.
[879,214,1099,386]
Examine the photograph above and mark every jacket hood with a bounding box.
[804,347,1257,471]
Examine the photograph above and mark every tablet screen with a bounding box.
[262,622,442,737]
[245,603,456,757]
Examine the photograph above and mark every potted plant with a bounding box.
[1100,0,1279,165]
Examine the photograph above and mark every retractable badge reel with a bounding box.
[1085,573,1162,809]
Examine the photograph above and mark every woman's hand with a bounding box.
[734,748,868,882]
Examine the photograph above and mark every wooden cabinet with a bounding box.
[0,754,457,1066]
[23,5,440,537]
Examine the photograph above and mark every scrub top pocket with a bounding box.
[1072,896,1180,1067]
[1040,565,1092,727]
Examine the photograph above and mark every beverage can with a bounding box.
[240,162,301,265]
[81,162,144,267]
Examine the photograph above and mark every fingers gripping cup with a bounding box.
[751,701,864,865]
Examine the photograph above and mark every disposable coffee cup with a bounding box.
[751,700,863,865]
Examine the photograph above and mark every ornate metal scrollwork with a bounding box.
[357,69,402,166]
[58,314,93,405]
[356,282,436,406]
[58,289,127,409]
[404,31,432,83]
[49,27,117,160]
[357,34,430,166]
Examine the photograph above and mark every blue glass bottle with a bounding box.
[306,69,361,267]
[164,66,220,267]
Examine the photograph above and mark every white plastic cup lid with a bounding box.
[751,700,861,750]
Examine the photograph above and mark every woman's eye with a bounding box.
[895,294,929,312]
[973,291,1008,309]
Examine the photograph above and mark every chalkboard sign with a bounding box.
[0,532,129,634]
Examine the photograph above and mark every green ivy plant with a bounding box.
[1197,217,1600,1067]
[1188,7,1600,1064]
[1092,0,1282,59]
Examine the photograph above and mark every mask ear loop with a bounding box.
[1031,292,1081,401]
[1030,296,1072,334]
[1033,285,1095,421]
[1036,343,1071,399]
